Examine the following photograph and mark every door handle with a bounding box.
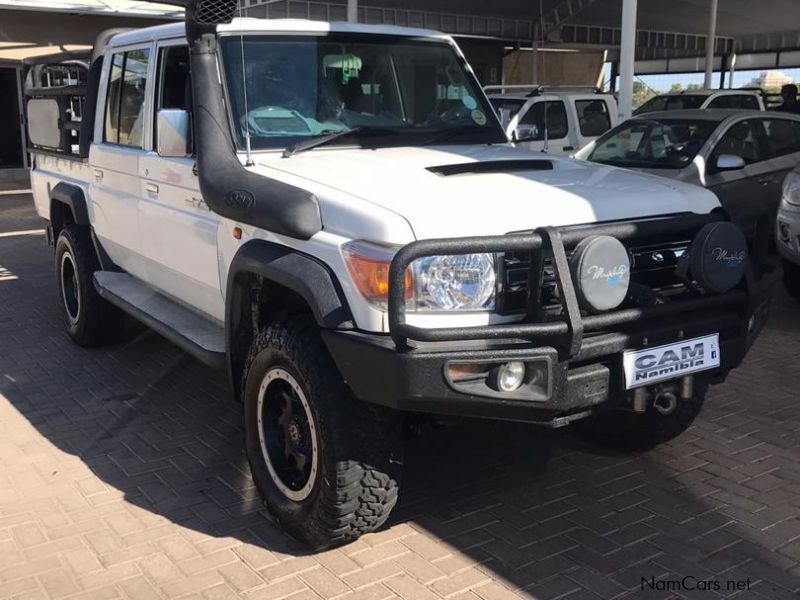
[757,177,773,186]
[145,183,159,195]
[93,169,103,181]
[563,146,575,151]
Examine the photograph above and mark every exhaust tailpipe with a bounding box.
[653,391,678,416]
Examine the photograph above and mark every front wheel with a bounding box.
[574,382,708,452]
[783,259,800,302]
[242,316,403,550]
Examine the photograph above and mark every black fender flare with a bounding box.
[50,181,89,227]
[225,240,354,394]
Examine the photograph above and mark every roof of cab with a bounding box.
[108,17,449,47]
[631,108,794,121]
[653,89,760,98]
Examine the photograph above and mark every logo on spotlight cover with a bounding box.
[587,264,629,287]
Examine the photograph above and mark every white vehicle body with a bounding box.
[635,89,766,115]
[30,20,720,335]
[26,6,777,549]
[485,87,619,155]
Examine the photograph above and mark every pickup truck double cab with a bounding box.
[485,85,618,155]
[27,0,777,549]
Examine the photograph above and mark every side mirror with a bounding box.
[157,109,191,158]
[514,124,539,142]
[715,154,746,171]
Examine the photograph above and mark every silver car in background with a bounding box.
[777,166,800,301]
[576,109,800,236]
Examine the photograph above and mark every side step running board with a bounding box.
[93,272,225,369]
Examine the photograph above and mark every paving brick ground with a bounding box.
[1,188,800,600]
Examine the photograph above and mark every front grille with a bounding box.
[498,236,692,315]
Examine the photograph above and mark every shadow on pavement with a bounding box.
[1,192,799,598]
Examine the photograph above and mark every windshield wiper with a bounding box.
[283,128,363,158]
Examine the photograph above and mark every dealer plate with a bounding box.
[623,334,720,390]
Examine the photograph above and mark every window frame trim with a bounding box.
[96,41,156,152]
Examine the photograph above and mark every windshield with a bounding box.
[580,118,718,169]
[634,94,707,115]
[220,34,506,151]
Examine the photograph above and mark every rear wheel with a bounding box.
[55,225,123,346]
[242,316,403,550]
[575,382,708,452]
[783,259,800,302]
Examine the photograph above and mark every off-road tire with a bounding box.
[574,383,708,452]
[54,225,123,346]
[242,316,403,550]
[783,259,800,302]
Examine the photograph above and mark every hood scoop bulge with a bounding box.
[426,159,554,177]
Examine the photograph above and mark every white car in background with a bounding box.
[485,85,618,155]
[635,89,766,115]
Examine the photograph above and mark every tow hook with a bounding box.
[653,391,678,415]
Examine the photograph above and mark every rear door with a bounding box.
[138,40,224,322]
[90,44,153,279]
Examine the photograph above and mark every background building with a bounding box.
[0,0,180,177]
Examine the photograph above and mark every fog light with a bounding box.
[779,222,791,243]
[491,361,526,393]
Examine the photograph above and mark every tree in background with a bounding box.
[632,80,658,107]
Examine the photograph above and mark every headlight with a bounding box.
[783,170,800,206]
[342,241,496,312]
[410,253,496,311]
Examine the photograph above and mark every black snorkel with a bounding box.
[185,0,322,239]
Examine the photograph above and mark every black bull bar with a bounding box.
[387,212,780,355]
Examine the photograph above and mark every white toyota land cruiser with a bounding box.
[26,0,777,549]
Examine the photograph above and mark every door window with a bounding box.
[157,46,191,112]
[104,48,151,147]
[518,100,568,140]
[708,120,767,174]
[707,94,760,110]
[575,99,611,137]
[762,118,800,158]
[154,45,191,149]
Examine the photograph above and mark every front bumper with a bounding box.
[323,309,761,424]
[323,213,779,425]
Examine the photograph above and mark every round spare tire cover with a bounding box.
[569,235,631,313]
[689,222,748,294]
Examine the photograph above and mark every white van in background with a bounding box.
[485,85,619,155]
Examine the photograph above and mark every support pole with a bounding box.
[704,0,719,89]
[728,53,737,88]
[347,0,357,22]
[618,0,638,120]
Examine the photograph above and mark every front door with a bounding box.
[513,98,575,155]
[705,118,772,232]
[138,41,224,322]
